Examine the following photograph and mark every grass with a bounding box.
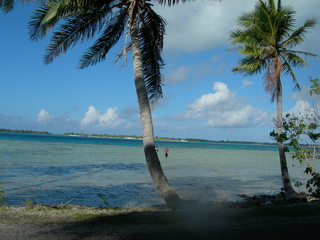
[1,200,320,225]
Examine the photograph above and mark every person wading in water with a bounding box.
[164,147,169,158]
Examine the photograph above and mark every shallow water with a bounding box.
[0,133,307,207]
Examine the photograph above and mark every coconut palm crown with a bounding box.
[230,0,317,200]
[231,0,316,101]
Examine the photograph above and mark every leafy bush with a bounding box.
[271,113,320,197]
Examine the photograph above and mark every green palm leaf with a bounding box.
[29,0,111,40]
[79,7,128,68]
[139,3,166,102]
[155,0,188,6]
[282,18,317,48]
[0,0,15,13]
[230,0,317,100]
[43,10,111,64]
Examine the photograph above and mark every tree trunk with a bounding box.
[129,8,181,209]
[276,82,303,200]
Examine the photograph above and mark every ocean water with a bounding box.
[0,132,307,207]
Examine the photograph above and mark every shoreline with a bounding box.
[0,130,276,145]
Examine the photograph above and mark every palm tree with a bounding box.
[230,0,317,200]
[25,0,185,208]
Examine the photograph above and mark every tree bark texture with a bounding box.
[128,4,181,208]
[276,81,299,199]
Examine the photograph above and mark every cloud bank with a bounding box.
[182,82,269,127]
[156,0,320,54]
[80,106,125,129]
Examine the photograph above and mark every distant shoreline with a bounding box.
[0,128,276,145]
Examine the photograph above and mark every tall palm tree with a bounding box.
[25,0,185,208]
[230,0,317,200]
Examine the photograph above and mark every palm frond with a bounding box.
[79,7,128,68]
[230,0,317,101]
[237,12,256,28]
[281,18,317,48]
[238,46,263,58]
[29,0,112,40]
[258,0,275,37]
[232,56,265,76]
[283,49,317,58]
[44,10,110,64]
[275,6,295,43]
[138,3,166,102]
[281,51,307,69]
[29,0,66,40]
[281,56,300,90]
[0,0,14,13]
[155,0,189,7]
[230,29,258,45]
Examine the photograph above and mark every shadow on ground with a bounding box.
[21,203,320,240]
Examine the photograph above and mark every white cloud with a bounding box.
[99,108,123,128]
[156,0,320,54]
[183,82,269,127]
[155,0,252,52]
[287,85,320,119]
[186,82,231,116]
[288,100,313,117]
[80,106,99,127]
[242,79,254,87]
[37,109,52,123]
[80,105,126,129]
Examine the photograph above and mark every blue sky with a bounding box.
[0,0,319,142]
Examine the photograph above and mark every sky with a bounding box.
[0,0,319,142]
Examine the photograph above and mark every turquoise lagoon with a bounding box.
[0,132,307,207]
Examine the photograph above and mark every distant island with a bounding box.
[0,128,275,145]
[0,128,50,135]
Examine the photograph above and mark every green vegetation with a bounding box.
[270,78,320,197]
[230,0,317,200]
[0,128,50,134]
[310,77,320,95]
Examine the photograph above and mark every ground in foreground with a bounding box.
[1,201,320,240]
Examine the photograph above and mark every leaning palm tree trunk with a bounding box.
[129,10,181,209]
[276,82,301,199]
